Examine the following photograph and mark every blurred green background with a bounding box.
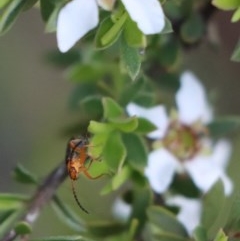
[0,8,239,238]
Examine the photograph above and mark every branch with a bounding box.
[3,161,68,241]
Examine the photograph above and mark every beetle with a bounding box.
[65,136,103,213]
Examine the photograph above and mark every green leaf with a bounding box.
[231,40,240,62]
[40,0,55,21]
[51,195,85,231]
[80,96,103,118]
[208,116,240,137]
[31,236,96,241]
[95,16,122,49]
[109,116,138,132]
[213,229,228,241]
[153,233,189,241]
[102,97,124,119]
[67,64,103,83]
[45,3,64,33]
[231,7,240,22]
[161,17,173,34]
[0,0,10,9]
[0,0,27,35]
[88,121,113,134]
[120,35,141,80]
[12,163,38,185]
[87,221,125,237]
[0,193,28,210]
[118,76,144,106]
[14,221,32,235]
[212,0,240,10]
[147,206,188,237]
[123,17,146,48]
[134,117,157,134]
[202,180,225,236]
[180,14,205,43]
[101,165,132,194]
[122,133,147,171]
[193,226,208,241]
[102,132,126,171]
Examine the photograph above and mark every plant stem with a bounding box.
[2,161,68,241]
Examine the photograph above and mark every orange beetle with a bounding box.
[65,136,102,213]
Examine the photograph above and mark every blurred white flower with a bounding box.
[127,71,233,195]
[112,198,131,221]
[166,195,201,235]
[57,0,165,52]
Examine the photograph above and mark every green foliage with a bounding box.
[231,40,240,62]
[212,0,240,10]
[193,226,208,241]
[14,221,32,235]
[30,236,96,241]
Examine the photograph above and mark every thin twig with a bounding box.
[3,161,68,241]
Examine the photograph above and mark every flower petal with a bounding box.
[57,0,98,52]
[176,71,213,125]
[112,198,131,221]
[184,155,232,195]
[126,103,169,139]
[211,139,232,169]
[121,0,165,34]
[97,0,115,10]
[166,195,201,235]
[145,149,178,193]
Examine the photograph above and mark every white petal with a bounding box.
[145,149,178,193]
[112,198,131,221]
[176,71,213,125]
[184,155,232,195]
[126,103,169,139]
[219,173,233,196]
[97,0,115,10]
[121,0,165,34]
[57,0,98,52]
[211,139,232,169]
[166,196,201,235]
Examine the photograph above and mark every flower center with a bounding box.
[163,121,201,161]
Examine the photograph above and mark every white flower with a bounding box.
[112,198,132,221]
[127,71,233,195]
[166,195,201,235]
[57,0,165,52]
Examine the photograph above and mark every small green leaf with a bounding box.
[231,6,240,22]
[134,117,157,134]
[180,14,205,43]
[109,116,138,132]
[51,195,85,231]
[147,206,188,237]
[208,116,240,137]
[95,16,121,49]
[123,17,146,48]
[153,233,189,241]
[40,0,55,21]
[161,17,173,34]
[0,0,27,35]
[102,97,124,119]
[212,0,240,10]
[45,3,64,33]
[88,121,113,134]
[213,229,228,241]
[193,226,208,241]
[122,133,147,171]
[101,165,132,194]
[14,221,32,235]
[202,180,225,235]
[102,132,126,171]
[120,36,141,80]
[0,193,28,210]
[31,236,95,241]
[128,219,139,240]
[231,40,240,62]
[80,96,103,118]
[12,163,38,185]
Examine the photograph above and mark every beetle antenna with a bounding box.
[70,179,89,214]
